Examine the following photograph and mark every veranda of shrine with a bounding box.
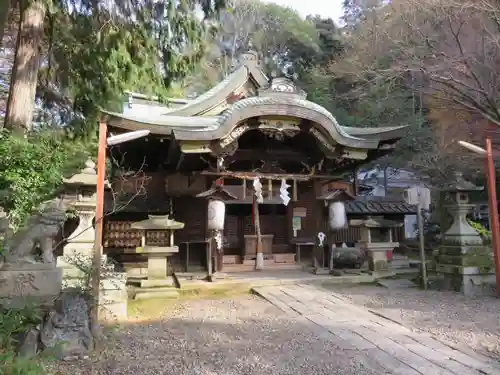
[99,51,414,280]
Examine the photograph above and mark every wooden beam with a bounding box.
[225,149,312,163]
[196,168,342,181]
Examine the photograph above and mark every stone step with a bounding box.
[390,259,411,269]
[242,258,277,266]
[133,288,179,300]
[223,255,241,264]
[274,253,296,264]
[223,263,302,272]
[139,279,175,288]
[173,272,206,281]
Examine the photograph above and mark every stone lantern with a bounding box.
[130,215,184,297]
[58,159,102,277]
[441,172,484,245]
[436,172,494,296]
[351,217,402,277]
[197,185,237,281]
[59,160,128,320]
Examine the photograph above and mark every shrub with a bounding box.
[0,306,49,375]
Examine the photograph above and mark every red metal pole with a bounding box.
[485,138,500,296]
[90,120,107,340]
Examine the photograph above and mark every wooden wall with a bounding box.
[103,173,405,271]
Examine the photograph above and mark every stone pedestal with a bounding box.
[435,174,493,296]
[99,273,128,321]
[353,218,400,278]
[0,265,62,308]
[137,246,178,289]
[360,242,398,278]
[436,243,495,296]
[147,253,169,279]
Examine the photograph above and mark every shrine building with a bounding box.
[100,51,414,278]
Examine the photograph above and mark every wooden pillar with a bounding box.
[254,195,264,270]
[216,234,223,272]
[313,180,323,272]
[205,200,213,280]
[352,167,358,196]
[206,236,213,280]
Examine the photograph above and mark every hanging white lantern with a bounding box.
[328,201,347,229]
[207,199,225,230]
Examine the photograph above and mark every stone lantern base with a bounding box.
[56,253,128,321]
[358,242,398,278]
[435,242,496,297]
[0,264,62,309]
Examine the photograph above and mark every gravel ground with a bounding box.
[325,284,500,359]
[53,295,390,375]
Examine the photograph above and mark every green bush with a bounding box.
[0,306,49,375]
[0,129,92,231]
[467,219,492,243]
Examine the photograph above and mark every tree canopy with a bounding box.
[0,0,227,226]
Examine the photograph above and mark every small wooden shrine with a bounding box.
[99,50,411,279]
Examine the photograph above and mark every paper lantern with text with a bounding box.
[318,189,354,230]
[197,185,238,231]
[207,199,226,231]
[329,201,347,229]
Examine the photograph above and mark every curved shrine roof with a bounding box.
[101,51,408,153]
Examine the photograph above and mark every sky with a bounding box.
[262,0,345,21]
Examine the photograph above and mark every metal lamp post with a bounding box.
[457,138,500,295]
[90,121,150,339]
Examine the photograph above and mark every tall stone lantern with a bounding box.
[441,172,484,245]
[59,160,127,320]
[436,172,493,296]
[58,159,102,278]
[197,185,237,281]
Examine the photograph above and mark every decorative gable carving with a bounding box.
[258,78,307,99]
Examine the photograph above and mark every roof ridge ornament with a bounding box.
[237,50,260,69]
[259,77,307,99]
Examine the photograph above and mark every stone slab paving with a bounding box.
[252,284,500,375]
[377,278,418,289]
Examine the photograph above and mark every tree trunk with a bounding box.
[3,0,45,132]
[0,0,10,48]
[253,196,263,270]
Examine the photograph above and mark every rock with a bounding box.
[330,269,344,276]
[17,328,39,358]
[40,289,93,360]
[331,247,365,269]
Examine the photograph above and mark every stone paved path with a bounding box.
[252,284,500,375]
